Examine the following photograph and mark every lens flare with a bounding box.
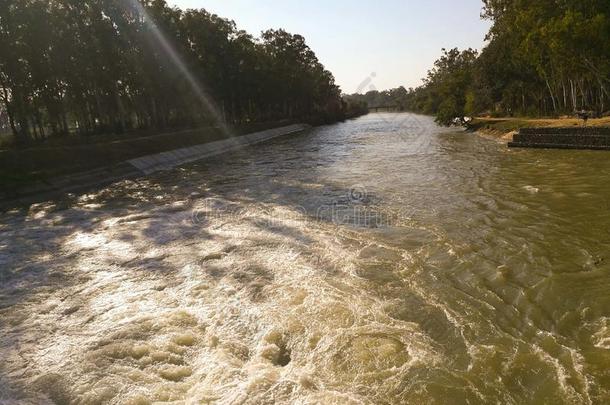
[122,0,233,137]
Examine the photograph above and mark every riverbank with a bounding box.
[0,107,370,193]
[469,116,610,141]
[0,124,314,206]
[0,119,318,195]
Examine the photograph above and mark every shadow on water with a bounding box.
[0,134,343,401]
[1,114,609,403]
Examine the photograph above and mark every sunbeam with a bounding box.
[122,0,234,137]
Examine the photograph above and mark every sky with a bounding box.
[166,0,491,94]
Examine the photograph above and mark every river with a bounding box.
[1,113,609,404]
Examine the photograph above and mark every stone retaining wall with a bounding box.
[508,127,610,150]
[518,127,610,135]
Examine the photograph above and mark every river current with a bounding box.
[1,113,609,404]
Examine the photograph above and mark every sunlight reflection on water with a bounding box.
[1,113,609,404]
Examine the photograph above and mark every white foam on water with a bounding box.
[0,197,446,403]
[1,114,608,403]
[523,185,539,194]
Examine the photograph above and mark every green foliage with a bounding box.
[364,0,610,126]
[435,97,460,126]
[0,0,358,144]
[343,87,411,112]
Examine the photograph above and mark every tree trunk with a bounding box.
[544,77,557,113]
[0,85,18,139]
[577,79,586,109]
[570,79,578,111]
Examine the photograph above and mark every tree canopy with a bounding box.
[346,0,610,126]
[0,0,357,144]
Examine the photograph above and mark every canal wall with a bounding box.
[128,124,308,174]
[1,124,309,207]
[508,127,610,150]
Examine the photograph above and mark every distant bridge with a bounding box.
[368,106,403,112]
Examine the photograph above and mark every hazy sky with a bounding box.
[167,0,491,94]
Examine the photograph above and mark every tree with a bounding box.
[0,0,356,144]
[372,0,610,125]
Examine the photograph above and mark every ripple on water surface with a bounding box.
[0,113,609,404]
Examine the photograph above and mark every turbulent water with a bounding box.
[1,113,609,404]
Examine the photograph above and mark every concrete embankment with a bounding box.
[128,124,307,174]
[0,124,309,207]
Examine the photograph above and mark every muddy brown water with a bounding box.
[1,113,609,404]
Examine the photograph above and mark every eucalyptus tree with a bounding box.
[0,0,351,144]
[372,0,610,124]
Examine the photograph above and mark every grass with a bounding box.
[0,131,12,149]
[0,120,295,193]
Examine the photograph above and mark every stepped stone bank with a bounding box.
[508,127,610,150]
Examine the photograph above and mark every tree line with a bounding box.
[346,0,610,125]
[0,0,363,144]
